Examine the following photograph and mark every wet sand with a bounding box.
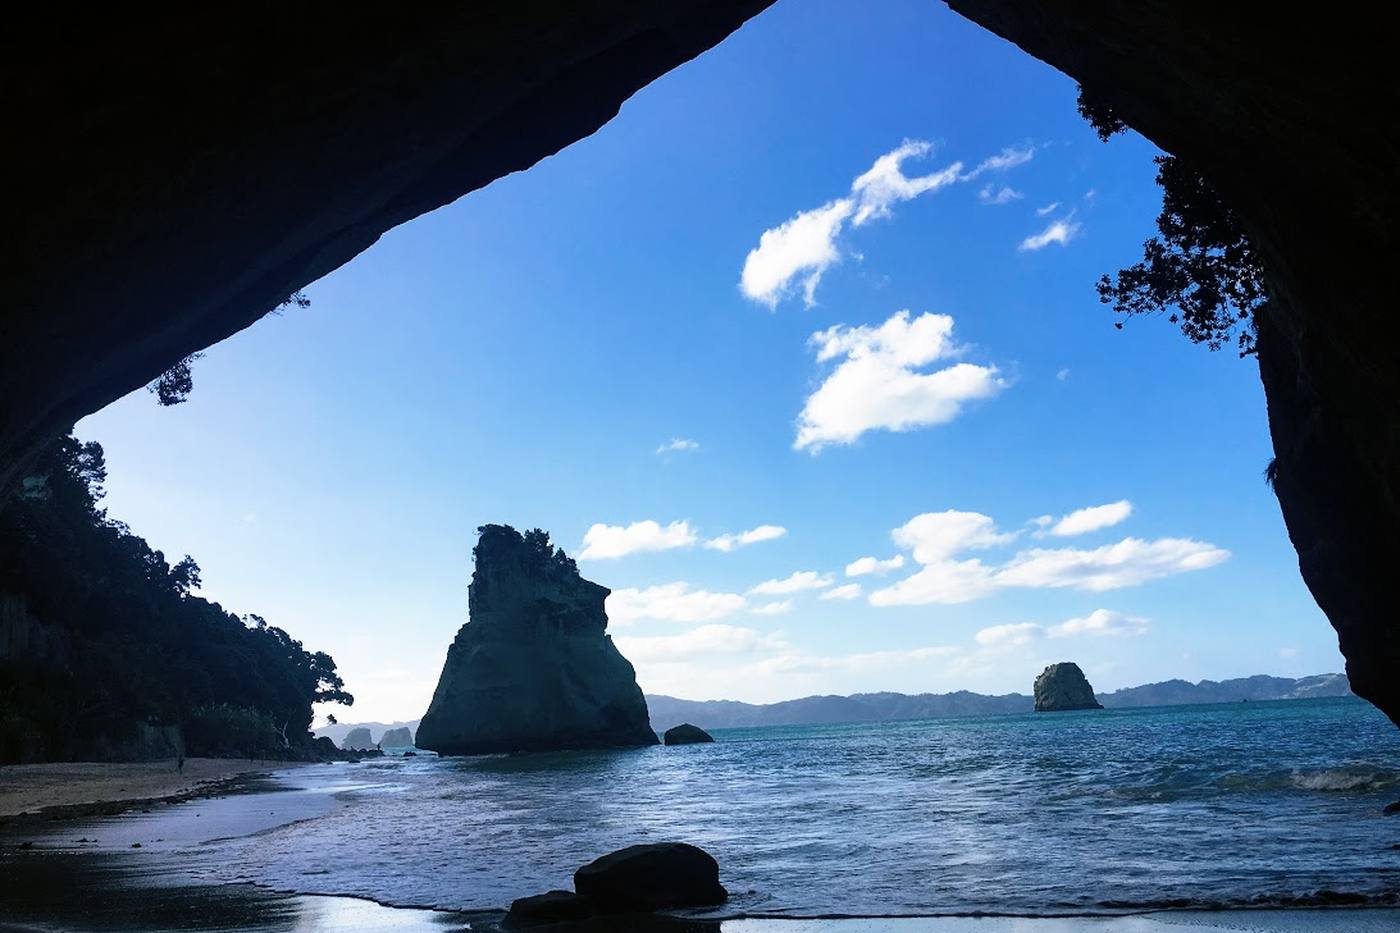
[0,759,313,820]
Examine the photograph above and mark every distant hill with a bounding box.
[646,673,1351,733]
[320,674,1352,742]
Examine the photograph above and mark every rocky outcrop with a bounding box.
[944,3,1400,728]
[663,723,714,745]
[341,727,376,751]
[1034,662,1103,712]
[416,525,658,756]
[574,843,728,911]
[379,726,414,748]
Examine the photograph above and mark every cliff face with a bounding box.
[416,526,657,755]
[0,2,772,496]
[1034,662,1103,712]
[947,2,1400,727]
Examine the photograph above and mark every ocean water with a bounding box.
[121,698,1400,916]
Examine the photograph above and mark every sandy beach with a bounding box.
[0,758,311,820]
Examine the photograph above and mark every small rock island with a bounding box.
[416,525,658,755]
[663,723,714,745]
[1033,661,1104,712]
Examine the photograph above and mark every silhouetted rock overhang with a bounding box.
[1,1,772,490]
[946,1,1400,725]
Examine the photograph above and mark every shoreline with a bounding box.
[0,757,316,824]
[2,763,1397,932]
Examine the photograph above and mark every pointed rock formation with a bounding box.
[1033,662,1104,712]
[416,525,658,755]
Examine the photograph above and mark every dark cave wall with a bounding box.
[945,1,1400,725]
[1,2,772,493]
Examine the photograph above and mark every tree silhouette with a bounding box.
[1079,88,1268,356]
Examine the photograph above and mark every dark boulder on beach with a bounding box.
[663,723,714,745]
[1034,662,1104,712]
[505,890,597,927]
[1383,800,1400,816]
[416,525,658,756]
[574,842,727,911]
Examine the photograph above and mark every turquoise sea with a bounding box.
[52,698,1400,918]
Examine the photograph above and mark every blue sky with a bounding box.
[77,0,1338,723]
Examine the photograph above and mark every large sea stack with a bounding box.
[1033,662,1104,712]
[416,525,658,755]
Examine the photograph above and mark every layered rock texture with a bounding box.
[1034,662,1103,712]
[943,4,1400,727]
[416,526,657,755]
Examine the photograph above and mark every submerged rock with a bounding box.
[573,842,727,911]
[1033,662,1104,712]
[416,525,658,756]
[663,723,714,745]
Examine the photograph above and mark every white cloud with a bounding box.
[892,510,1018,563]
[705,524,787,552]
[845,554,906,577]
[1047,609,1149,638]
[740,197,854,307]
[742,141,1032,307]
[795,310,1006,451]
[1043,500,1133,537]
[656,438,699,454]
[963,145,1036,179]
[869,508,1229,606]
[993,537,1230,592]
[615,624,788,663]
[978,184,1023,205]
[849,140,962,226]
[975,622,1041,648]
[751,600,794,616]
[580,520,697,560]
[1019,216,1082,251]
[1279,647,1299,659]
[750,570,835,596]
[1056,367,1071,382]
[1036,201,1061,216]
[820,583,863,601]
[605,582,747,626]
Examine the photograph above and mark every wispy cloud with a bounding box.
[751,600,795,616]
[656,438,699,455]
[1019,215,1081,251]
[615,624,787,662]
[741,140,1034,307]
[846,554,906,577]
[975,622,1041,648]
[978,184,1023,206]
[820,583,863,601]
[795,310,1006,452]
[1035,500,1133,538]
[579,520,696,560]
[705,524,787,552]
[1036,201,1060,216]
[606,582,747,625]
[750,570,835,596]
[1047,609,1149,638]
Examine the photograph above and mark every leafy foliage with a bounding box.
[1078,87,1268,356]
[0,435,351,762]
[147,290,311,406]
